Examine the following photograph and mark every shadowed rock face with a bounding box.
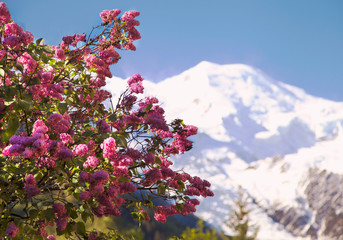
[266,168,343,240]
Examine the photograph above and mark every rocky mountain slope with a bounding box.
[106,61,343,239]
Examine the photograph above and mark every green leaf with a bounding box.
[157,184,166,195]
[29,209,39,219]
[42,45,53,54]
[44,208,54,221]
[2,117,19,142]
[36,38,44,45]
[115,135,127,148]
[76,221,86,236]
[18,99,32,111]
[108,114,117,123]
[0,68,5,77]
[16,64,24,72]
[58,102,68,114]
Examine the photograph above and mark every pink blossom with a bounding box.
[118,182,137,195]
[6,222,19,237]
[100,9,121,23]
[121,10,140,21]
[126,148,142,159]
[19,31,34,45]
[99,47,120,65]
[73,144,88,157]
[4,22,23,37]
[101,137,117,159]
[112,166,129,177]
[161,167,176,179]
[24,174,36,185]
[184,125,198,136]
[154,205,178,223]
[56,216,68,231]
[60,133,74,145]
[84,156,99,169]
[108,185,119,198]
[91,170,109,184]
[53,203,67,217]
[79,171,91,183]
[119,155,133,166]
[51,46,65,60]
[47,235,57,240]
[17,52,37,73]
[144,152,155,164]
[3,36,21,49]
[80,191,91,201]
[57,147,73,160]
[96,119,111,133]
[38,71,53,84]
[0,2,11,24]
[32,119,49,134]
[24,184,41,198]
[121,95,137,110]
[127,73,144,94]
[143,169,162,185]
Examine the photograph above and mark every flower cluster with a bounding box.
[0,3,213,238]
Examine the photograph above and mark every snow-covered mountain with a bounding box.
[106,61,343,240]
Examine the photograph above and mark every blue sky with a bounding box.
[5,0,343,101]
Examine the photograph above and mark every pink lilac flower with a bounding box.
[3,36,21,49]
[0,2,11,24]
[57,147,73,160]
[127,73,144,94]
[9,143,25,155]
[96,120,111,133]
[145,113,168,131]
[143,152,155,164]
[108,185,119,198]
[126,148,141,159]
[121,10,140,21]
[56,216,68,231]
[161,168,176,179]
[73,144,88,157]
[38,71,53,84]
[4,22,23,37]
[24,184,41,198]
[80,191,91,201]
[90,170,109,184]
[24,174,36,185]
[53,203,67,217]
[90,77,106,88]
[84,156,99,169]
[184,125,198,136]
[143,169,162,185]
[79,171,91,183]
[101,137,117,159]
[100,9,121,23]
[32,119,49,134]
[17,52,37,73]
[20,31,34,45]
[6,222,19,237]
[112,166,129,177]
[154,205,178,223]
[60,133,74,145]
[121,95,137,110]
[51,46,65,60]
[47,235,57,240]
[118,182,137,195]
[99,47,120,65]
